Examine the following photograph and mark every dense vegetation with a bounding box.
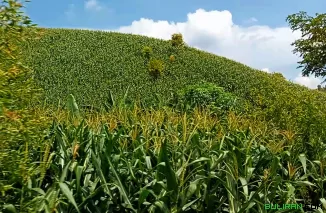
[1,0,326,212]
[3,103,326,213]
[22,28,326,109]
[22,27,326,147]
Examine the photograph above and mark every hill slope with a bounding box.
[22,28,323,102]
[23,28,326,130]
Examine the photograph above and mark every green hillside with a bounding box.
[22,28,326,105]
[22,28,326,132]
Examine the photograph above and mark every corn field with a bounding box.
[1,97,326,212]
[2,2,326,212]
[21,28,326,147]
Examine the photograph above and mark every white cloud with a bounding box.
[85,0,102,11]
[249,17,258,22]
[116,9,301,75]
[244,17,258,24]
[261,68,271,73]
[294,74,322,89]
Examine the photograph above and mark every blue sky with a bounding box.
[24,0,326,88]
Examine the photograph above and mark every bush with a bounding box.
[175,82,241,112]
[272,72,286,80]
[171,33,184,47]
[317,84,326,92]
[148,59,164,78]
[142,46,152,59]
[169,55,175,62]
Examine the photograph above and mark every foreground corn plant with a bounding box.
[2,97,325,213]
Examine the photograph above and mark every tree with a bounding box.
[317,84,326,92]
[286,12,326,83]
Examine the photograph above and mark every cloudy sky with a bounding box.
[25,0,326,88]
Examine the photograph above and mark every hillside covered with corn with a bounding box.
[23,29,326,108]
[22,28,326,139]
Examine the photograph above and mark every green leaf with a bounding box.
[60,161,72,182]
[157,140,178,194]
[186,180,198,199]
[106,155,135,212]
[152,201,169,213]
[138,189,151,208]
[145,156,152,170]
[295,181,315,187]
[239,177,249,198]
[108,89,115,107]
[75,165,83,195]
[182,198,200,211]
[59,182,80,213]
[2,204,17,213]
[91,150,113,197]
[298,154,307,174]
[320,198,326,209]
[30,188,45,195]
[67,94,80,118]
[187,157,210,167]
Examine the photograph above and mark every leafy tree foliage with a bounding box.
[317,84,326,92]
[142,46,152,59]
[174,82,242,114]
[148,58,164,79]
[171,33,184,48]
[286,12,326,82]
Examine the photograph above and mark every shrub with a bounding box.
[272,72,286,80]
[317,84,326,92]
[169,55,175,62]
[148,59,164,78]
[171,33,184,47]
[142,46,152,59]
[175,82,241,112]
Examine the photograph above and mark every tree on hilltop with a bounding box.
[287,12,326,83]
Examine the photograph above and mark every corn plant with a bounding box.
[2,96,325,212]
